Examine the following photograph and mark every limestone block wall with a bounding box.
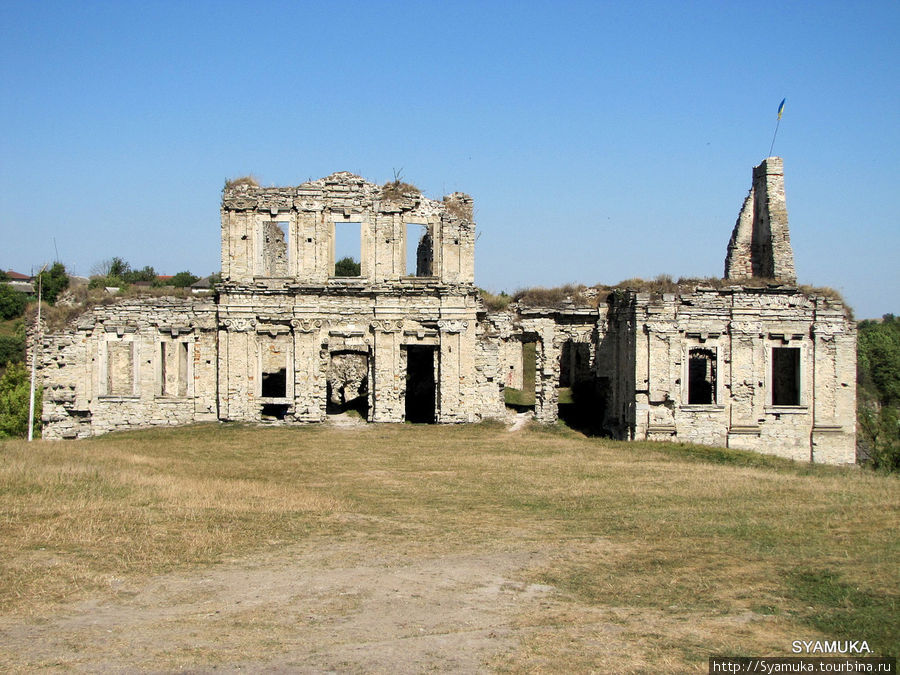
[215,283,482,425]
[221,172,474,286]
[725,157,796,282]
[610,287,855,463]
[38,297,218,439]
[515,309,598,424]
[473,317,506,420]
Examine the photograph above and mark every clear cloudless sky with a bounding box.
[1,0,897,318]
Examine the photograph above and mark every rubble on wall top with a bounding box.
[485,277,849,317]
[222,171,472,220]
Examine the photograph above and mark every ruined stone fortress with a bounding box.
[36,157,857,464]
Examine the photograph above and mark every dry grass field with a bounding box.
[1,421,897,672]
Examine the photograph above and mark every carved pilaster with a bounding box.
[370,319,404,333]
[291,318,324,333]
[437,319,468,334]
[221,318,257,332]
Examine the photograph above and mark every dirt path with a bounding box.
[0,540,557,672]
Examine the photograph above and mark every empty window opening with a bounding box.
[772,347,801,405]
[405,223,432,276]
[159,341,189,396]
[405,345,436,423]
[259,221,289,276]
[260,334,290,398]
[260,403,289,420]
[505,339,536,410]
[688,348,717,404]
[334,222,361,276]
[106,342,134,395]
[326,350,369,418]
[261,368,287,397]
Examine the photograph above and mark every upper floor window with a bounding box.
[333,222,361,277]
[405,223,432,277]
[257,220,289,277]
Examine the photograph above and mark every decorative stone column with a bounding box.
[370,319,404,422]
[291,318,325,421]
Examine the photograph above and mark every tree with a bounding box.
[0,270,8,281]
[0,362,40,438]
[36,262,69,305]
[127,265,156,283]
[108,257,130,279]
[169,271,199,287]
[0,284,26,319]
[857,314,900,471]
[0,333,25,367]
[334,257,361,277]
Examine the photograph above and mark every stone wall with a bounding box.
[725,157,796,282]
[35,162,857,465]
[221,172,474,286]
[606,286,856,463]
[38,297,218,439]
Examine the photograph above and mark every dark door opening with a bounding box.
[405,345,436,423]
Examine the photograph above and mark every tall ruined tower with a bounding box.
[724,157,796,282]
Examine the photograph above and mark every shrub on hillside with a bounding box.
[0,362,40,439]
[0,322,25,366]
[35,262,69,305]
[857,314,900,471]
[0,284,27,319]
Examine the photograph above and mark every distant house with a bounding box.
[157,275,174,284]
[5,270,33,282]
[6,281,34,295]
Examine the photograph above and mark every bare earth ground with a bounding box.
[2,538,561,672]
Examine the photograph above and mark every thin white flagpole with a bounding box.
[768,118,781,158]
[768,98,785,157]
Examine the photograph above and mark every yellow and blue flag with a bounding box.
[777,98,786,120]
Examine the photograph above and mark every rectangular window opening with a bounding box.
[772,347,801,405]
[688,347,717,404]
[405,223,431,276]
[259,220,289,277]
[160,342,189,396]
[334,222,361,276]
[107,342,134,396]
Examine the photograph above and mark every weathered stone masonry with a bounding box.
[36,159,856,464]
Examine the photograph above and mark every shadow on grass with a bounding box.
[786,568,899,657]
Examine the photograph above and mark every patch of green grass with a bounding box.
[786,568,898,657]
[504,342,537,407]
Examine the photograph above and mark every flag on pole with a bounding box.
[777,98,786,120]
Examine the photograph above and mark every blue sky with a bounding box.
[1,0,897,318]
